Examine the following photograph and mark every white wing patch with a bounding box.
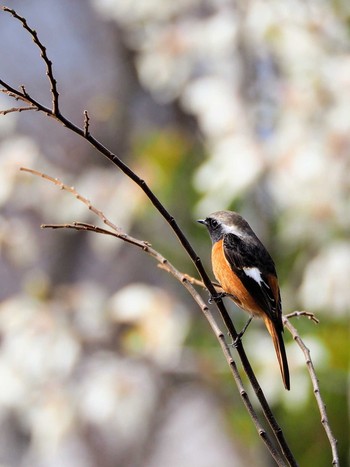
[243,267,269,287]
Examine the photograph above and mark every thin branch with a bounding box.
[2,7,60,114]
[0,88,33,104]
[20,167,143,246]
[20,85,29,97]
[0,105,37,115]
[42,221,151,251]
[286,311,319,324]
[283,316,339,467]
[83,110,90,137]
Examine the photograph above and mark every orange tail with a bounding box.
[263,317,290,390]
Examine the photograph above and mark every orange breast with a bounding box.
[211,239,264,317]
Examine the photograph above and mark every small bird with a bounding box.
[198,210,290,390]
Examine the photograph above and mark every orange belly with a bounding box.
[211,239,264,317]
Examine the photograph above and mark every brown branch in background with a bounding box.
[286,311,319,324]
[283,315,339,467]
[23,168,286,466]
[20,167,126,236]
[182,273,222,291]
[20,85,29,97]
[0,7,303,465]
[0,106,37,115]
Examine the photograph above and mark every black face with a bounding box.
[197,217,223,244]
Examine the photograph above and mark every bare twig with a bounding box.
[182,273,222,290]
[283,316,339,467]
[2,7,60,114]
[1,9,298,465]
[0,105,37,115]
[0,89,37,109]
[83,110,90,137]
[20,167,124,235]
[286,311,319,324]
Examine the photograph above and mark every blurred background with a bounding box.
[0,1,349,466]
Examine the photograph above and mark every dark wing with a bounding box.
[223,233,282,330]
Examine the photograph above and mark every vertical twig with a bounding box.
[284,314,339,467]
[83,110,90,137]
[2,7,60,114]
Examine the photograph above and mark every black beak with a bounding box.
[197,219,207,226]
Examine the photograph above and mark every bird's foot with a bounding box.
[230,316,253,347]
[208,292,228,304]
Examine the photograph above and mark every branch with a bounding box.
[1,8,298,465]
[20,167,127,237]
[283,315,339,466]
[2,6,59,114]
[0,105,37,115]
[83,110,90,137]
[286,310,319,324]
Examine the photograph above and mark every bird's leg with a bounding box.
[208,291,237,304]
[231,316,253,347]
[208,292,227,304]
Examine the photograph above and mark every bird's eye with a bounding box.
[210,219,219,229]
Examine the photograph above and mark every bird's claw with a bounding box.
[229,316,253,347]
[208,292,228,304]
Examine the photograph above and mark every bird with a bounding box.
[198,210,290,390]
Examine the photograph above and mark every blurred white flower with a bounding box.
[0,136,40,206]
[194,135,263,214]
[77,354,158,440]
[0,296,80,383]
[299,242,350,316]
[0,95,17,136]
[0,216,39,266]
[26,385,75,458]
[108,283,189,367]
[0,359,27,410]
[92,0,198,24]
[182,78,241,138]
[246,328,328,406]
[63,281,111,342]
